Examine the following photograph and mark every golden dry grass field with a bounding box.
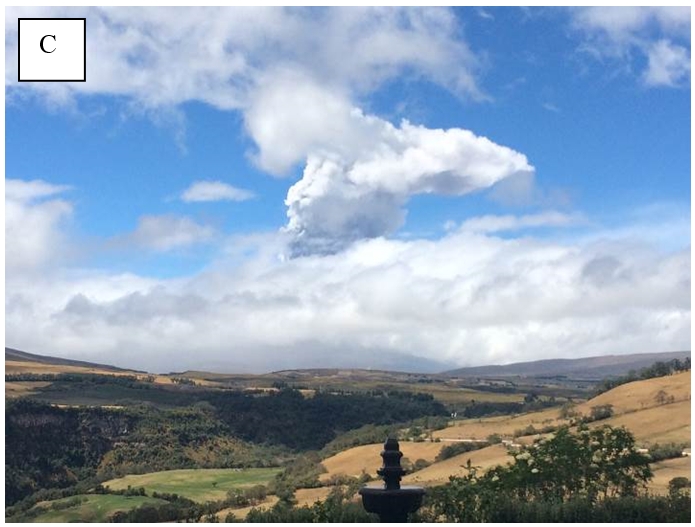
[592,400,691,444]
[295,487,334,507]
[5,359,224,390]
[5,381,52,398]
[215,496,280,521]
[648,456,692,494]
[403,444,513,487]
[433,407,565,441]
[575,371,690,415]
[5,360,138,376]
[319,441,445,481]
[404,372,691,487]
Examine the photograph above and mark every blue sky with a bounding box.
[5,7,691,372]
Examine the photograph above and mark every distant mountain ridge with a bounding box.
[5,347,142,373]
[5,347,690,380]
[443,351,691,380]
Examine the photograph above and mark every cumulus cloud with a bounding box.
[181,181,255,202]
[5,207,690,372]
[570,6,691,87]
[5,7,505,256]
[5,179,73,273]
[643,39,691,87]
[126,214,215,252]
[5,7,483,109]
[5,7,525,257]
[280,104,534,255]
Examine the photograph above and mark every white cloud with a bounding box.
[5,179,73,273]
[5,207,690,372]
[643,39,691,87]
[459,211,584,234]
[572,7,690,43]
[5,7,511,258]
[280,103,534,255]
[181,181,255,202]
[570,6,691,87]
[127,214,215,252]
[6,179,72,202]
[6,7,483,110]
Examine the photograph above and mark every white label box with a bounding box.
[18,18,86,82]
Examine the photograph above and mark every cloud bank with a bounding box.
[5,182,690,372]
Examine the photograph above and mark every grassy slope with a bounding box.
[433,407,565,440]
[407,372,691,487]
[295,487,334,507]
[575,371,690,415]
[5,381,52,398]
[403,444,513,486]
[216,496,280,521]
[14,494,167,523]
[320,441,444,481]
[103,468,281,503]
[649,457,692,495]
[215,488,335,521]
[5,360,139,377]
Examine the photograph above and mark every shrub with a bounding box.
[435,441,490,462]
[421,425,654,522]
[587,404,614,422]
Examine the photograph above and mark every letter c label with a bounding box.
[40,35,56,53]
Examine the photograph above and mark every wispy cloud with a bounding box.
[181,181,255,203]
[569,6,691,88]
[542,102,561,113]
[459,211,585,234]
[125,214,215,252]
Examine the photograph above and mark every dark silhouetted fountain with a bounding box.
[359,437,425,522]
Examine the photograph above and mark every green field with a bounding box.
[14,494,167,523]
[104,467,281,503]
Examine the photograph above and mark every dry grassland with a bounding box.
[409,372,690,486]
[295,487,333,507]
[320,441,445,481]
[215,496,280,520]
[6,360,137,376]
[5,359,224,388]
[592,400,691,444]
[5,381,52,398]
[433,407,565,441]
[648,456,692,495]
[403,444,513,486]
[575,371,690,415]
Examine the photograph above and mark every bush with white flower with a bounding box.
[423,424,653,522]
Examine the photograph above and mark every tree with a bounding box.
[589,404,614,422]
[423,425,653,522]
[668,477,690,497]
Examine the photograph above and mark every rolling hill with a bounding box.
[5,347,142,373]
[405,371,691,489]
[444,351,690,380]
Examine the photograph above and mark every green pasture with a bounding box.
[19,494,166,523]
[104,467,281,503]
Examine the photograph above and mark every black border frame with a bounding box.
[18,18,86,82]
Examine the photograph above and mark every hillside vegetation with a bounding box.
[5,349,690,522]
[405,371,690,489]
